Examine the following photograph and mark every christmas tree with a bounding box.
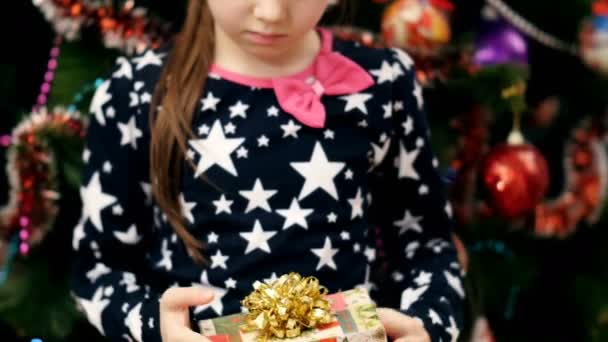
[2,1,608,341]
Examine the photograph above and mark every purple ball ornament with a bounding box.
[474,18,529,66]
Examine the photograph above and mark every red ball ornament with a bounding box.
[481,143,550,218]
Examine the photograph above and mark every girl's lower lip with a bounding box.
[246,31,287,45]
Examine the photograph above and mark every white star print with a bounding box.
[157,239,173,271]
[239,178,278,213]
[72,220,86,251]
[397,143,420,180]
[370,139,391,169]
[356,265,377,293]
[353,243,361,252]
[112,57,133,80]
[117,116,143,149]
[112,204,123,216]
[134,81,144,91]
[345,169,354,180]
[229,101,249,119]
[198,124,210,135]
[225,278,237,289]
[394,210,423,234]
[140,92,151,104]
[446,316,460,342]
[113,224,141,244]
[393,48,414,70]
[267,106,279,117]
[80,172,117,232]
[340,93,373,114]
[224,122,236,134]
[400,285,429,310]
[327,212,337,223]
[125,303,144,342]
[371,61,395,84]
[236,146,249,158]
[419,184,429,195]
[324,129,335,139]
[382,103,393,118]
[392,62,405,79]
[188,120,245,177]
[393,101,404,112]
[413,82,424,109]
[258,135,270,147]
[210,250,229,269]
[239,220,277,254]
[340,231,350,240]
[403,115,414,135]
[201,92,221,112]
[132,50,164,70]
[428,309,443,325]
[392,271,404,282]
[129,92,139,107]
[416,137,425,148]
[405,241,420,259]
[276,198,314,230]
[444,271,465,298]
[76,287,110,335]
[208,232,219,244]
[86,263,111,283]
[90,79,111,126]
[179,193,196,224]
[445,203,453,218]
[281,120,302,138]
[139,182,152,205]
[291,142,345,200]
[414,271,433,286]
[106,106,115,118]
[348,188,365,219]
[364,247,376,262]
[212,194,233,214]
[311,237,339,271]
[83,149,91,163]
[102,161,112,173]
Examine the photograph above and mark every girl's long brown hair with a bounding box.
[149,0,352,264]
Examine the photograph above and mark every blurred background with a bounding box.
[1,0,608,341]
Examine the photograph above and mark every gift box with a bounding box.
[198,287,387,342]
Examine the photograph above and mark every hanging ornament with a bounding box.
[474,13,529,66]
[32,0,171,55]
[481,82,550,219]
[579,1,608,75]
[481,141,550,219]
[0,107,85,258]
[381,0,454,55]
[534,115,608,238]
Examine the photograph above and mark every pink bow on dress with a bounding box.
[272,32,374,128]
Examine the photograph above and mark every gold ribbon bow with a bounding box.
[240,273,333,341]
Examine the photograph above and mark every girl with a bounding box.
[70,1,465,341]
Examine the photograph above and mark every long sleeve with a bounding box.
[369,48,465,342]
[69,57,162,342]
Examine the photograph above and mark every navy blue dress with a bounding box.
[70,29,465,342]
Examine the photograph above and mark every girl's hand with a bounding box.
[377,307,431,342]
[160,286,215,342]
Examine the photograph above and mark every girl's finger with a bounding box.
[377,308,425,339]
[161,286,215,311]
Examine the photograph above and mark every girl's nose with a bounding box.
[253,0,286,24]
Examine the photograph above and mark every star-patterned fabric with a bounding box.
[70,29,465,342]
